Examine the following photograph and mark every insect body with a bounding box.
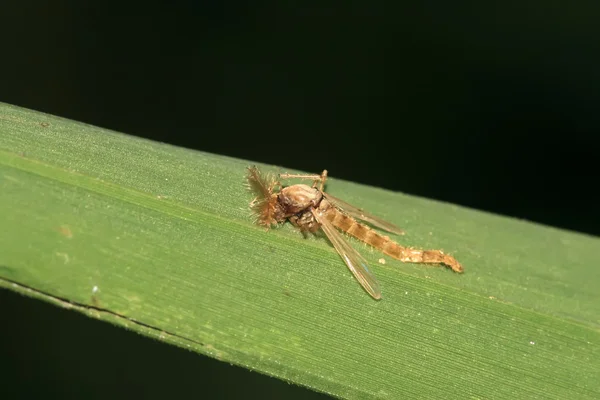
[246,166,463,299]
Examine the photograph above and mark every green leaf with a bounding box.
[1,102,599,399]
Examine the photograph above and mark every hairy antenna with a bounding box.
[246,166,280,227]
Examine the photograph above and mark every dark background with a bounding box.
[2,1,599,399]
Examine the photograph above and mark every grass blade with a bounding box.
[1,102,599,399]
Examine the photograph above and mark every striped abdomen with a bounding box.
[322,203,463,272]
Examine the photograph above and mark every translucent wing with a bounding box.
[323,193,405,236]
[311,208,382,299]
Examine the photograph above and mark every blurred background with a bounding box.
[1,1,599,398]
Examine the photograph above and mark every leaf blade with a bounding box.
[1,102,599,399]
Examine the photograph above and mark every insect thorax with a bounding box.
[289,210,321,233]
[277,184,323,216]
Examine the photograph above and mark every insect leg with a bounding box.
[279,170,328,190]
[316,170,327,191]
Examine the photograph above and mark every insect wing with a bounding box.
[312,208,382,299]
[323,193,405,236]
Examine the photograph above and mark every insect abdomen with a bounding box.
[325,207,390,251]
[324,204,464,272]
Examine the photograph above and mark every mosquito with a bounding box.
[246,166,463,299]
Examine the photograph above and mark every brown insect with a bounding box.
[246,166,463,299]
